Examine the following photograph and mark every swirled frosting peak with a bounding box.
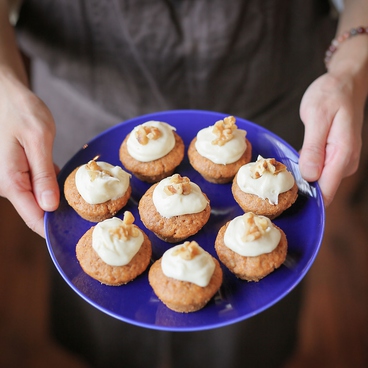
[92,212,144,266]
[224,212,281,257]
[75,160,130,204]
[161,241,215,287]
[195,116,247,164]
[152,174,209,217]
[236,155,295,204]
[127,121,176,162]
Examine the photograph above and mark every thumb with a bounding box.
[299,87,335,183]
[299,118,328,182]
[3,139,59,237]
[34,169,60,212]
[27,138,60,212]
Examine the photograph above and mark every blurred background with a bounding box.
[1,121,367,368]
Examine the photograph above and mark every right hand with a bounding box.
[299,71,364,207]
[0,72,59,237]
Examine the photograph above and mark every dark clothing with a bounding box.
[16,1,335,367]
[16,0,335,165]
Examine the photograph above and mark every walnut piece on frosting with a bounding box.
[212,115,237,146]
[172,241,201,260]
[109,211,140,241]
[136,125,162,145]
[163,174,192,196]
[86,160,113,181]
[241,212,269,242]
[250,156,287,179]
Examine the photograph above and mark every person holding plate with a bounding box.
[0,0,367,367]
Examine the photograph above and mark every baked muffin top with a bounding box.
[91,212,144,266]
[194,116,248,165]
[126,121,177,162]
[223,212,281,257]
[160,241,216,287]
[235,155,295,205]
[75,160,131,204]
[152,174,209,218]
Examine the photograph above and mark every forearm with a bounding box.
[0,0,28,86]
[336,0,368,33]
[327,0,368,103]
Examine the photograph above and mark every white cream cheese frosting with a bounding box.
[236,155,295,205]
[224,213,281,257]
[161,241,215,287]
[126,121,176,162]
[92,216,143,266]
[152,174,208,218]
[194,116,247,165]
[75,161,131,204]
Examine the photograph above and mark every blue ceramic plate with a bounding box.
[45,110,325,332]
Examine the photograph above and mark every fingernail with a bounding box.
[41,190,58,211]
[301,162,320,181]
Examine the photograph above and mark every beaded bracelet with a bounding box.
[324,26,368,68]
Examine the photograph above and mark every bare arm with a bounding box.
[299,0,368,206]
[0,0,59,237]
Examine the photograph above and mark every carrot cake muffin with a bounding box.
[138,174,211,243]
[149,241,223,312]
[232,155,298,219]
[119,120,185,183]
[76,212,152,285]
[215,212,287,282]
[188,115,252,183]
[64,160,132,222]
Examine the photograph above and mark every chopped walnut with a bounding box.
[109,211,140,241]
[241,212,269,242]
[163,174,192,196]
[136,125,162,145]
[250,156,287,179]
[172,241,201,260]
[212,116,237,146]
[85,160,113,181]
[122,211,135,225]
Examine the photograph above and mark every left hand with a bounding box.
[298,71,364,207]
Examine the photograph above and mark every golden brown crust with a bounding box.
[231,174,298,219]
[76,226,152,285]
[138,183,211,243]
[148,257,223,313]
[119,132,185,183]
[215,221,287,282]
[64,167,132,222]
[187,137,252,184]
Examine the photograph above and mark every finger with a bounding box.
[317,168,342,207]
[316,143,345,207]
[23,126,60,213]
[9,181,47,237]
[3,142,56,237]
[316,112,361,207]
[299,106,333,182]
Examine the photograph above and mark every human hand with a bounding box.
[299,72,364,207]
[0,72,59,237]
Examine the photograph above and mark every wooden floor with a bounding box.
[1,134,367,368]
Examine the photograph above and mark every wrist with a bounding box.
[0,2,29,87]
[327,34,368,103]
[0,63,28,88]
